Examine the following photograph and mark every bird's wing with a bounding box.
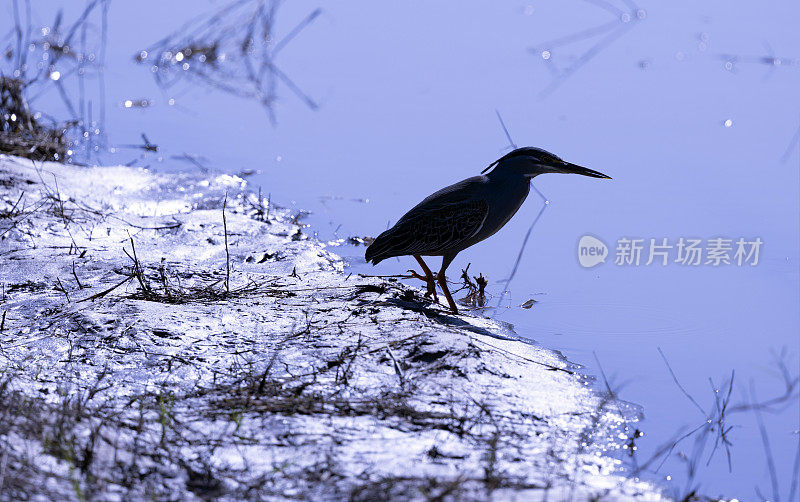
[381,194,489,256]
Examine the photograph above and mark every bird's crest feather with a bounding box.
[482,146,559,174]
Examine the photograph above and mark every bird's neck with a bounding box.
[484,170,530,231]
[487,169,531,203]
[487,169,530,185]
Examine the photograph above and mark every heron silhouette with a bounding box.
[365,147,611,313]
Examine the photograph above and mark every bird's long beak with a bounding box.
[555,161,612,179]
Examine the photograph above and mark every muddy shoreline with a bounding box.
[0,155,663,501]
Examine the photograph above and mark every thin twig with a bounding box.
[76,274,134,303]
[657,347,706,416]
[108,215,182,231]
[788,424,800,502]
[71,261,84,289]
[495,109,517,149]
[223,194,230,295]
[781,116,800,163]
[55,277,70,302]
[386,347,405,387]
[272,8,322,56]
[750,381,781,502]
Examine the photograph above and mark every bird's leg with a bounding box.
[412,254,438,300]
[437,254,458,314]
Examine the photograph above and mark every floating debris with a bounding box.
[347,236,375,246]
[122,98,153,109]
[117,133,158,152]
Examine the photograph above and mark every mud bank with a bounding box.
[0,155,663,501]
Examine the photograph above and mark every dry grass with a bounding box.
[0,77,73,161]
[1,0,110,163]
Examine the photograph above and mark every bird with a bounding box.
[365,147,611,314]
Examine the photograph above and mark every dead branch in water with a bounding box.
[624,348,799,500]
[529,0,646,98]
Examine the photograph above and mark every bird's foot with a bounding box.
[407,269,438,300]
[407,269,426,281]
[407,269,438,281]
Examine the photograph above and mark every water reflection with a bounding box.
[135,0,321,124]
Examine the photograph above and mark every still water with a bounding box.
[6,0,799,498]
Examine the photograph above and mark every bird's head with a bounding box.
[482,146,611,180]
